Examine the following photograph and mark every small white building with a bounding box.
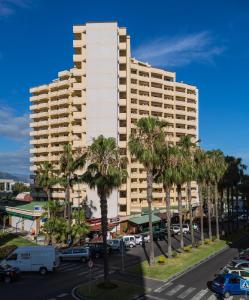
[0,179,15,193]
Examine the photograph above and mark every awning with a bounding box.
[8,211,35,220]
[129,214,161,225]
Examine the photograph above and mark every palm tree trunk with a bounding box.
[235,185,239,231]
[147,169,155,266]
[177,185,184,249]
[214,183,220,240]
[187,182,195,247]
[207,184,212,240]
[231,186,234,230]
[164,184,172,258]
[47,188,51,219]
[100,194,109,283]
[227,187,230,234]
[198,183,204,245]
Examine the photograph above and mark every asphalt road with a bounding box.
[0,228,247,300]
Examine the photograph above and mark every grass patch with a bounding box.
[76,279,145,300]
[0,233,36,259]
[128,239,227,280]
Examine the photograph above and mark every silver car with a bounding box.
[59,247,90,262]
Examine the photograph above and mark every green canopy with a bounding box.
[129,214,161,225]
[8,211,35,220]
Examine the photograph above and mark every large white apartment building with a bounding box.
[30,22,198,219]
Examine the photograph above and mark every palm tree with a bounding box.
[36,162,57,219]
[194,148,207,245]
[59,144,87,240]
[129,117,166,266]
[155,144,179,257]
[173,146,190,249]
[81,135,127,284]
[178,135,196,247]
[209,150,227,240]
[205,151,216,241]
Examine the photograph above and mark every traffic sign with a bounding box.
[88,260,94,269]
[240,279,249,291]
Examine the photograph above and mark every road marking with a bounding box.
[190,289,208,300]
[57,293,68,298]
[206,294,217,300]
[77,270,89,276]
[166,284,184,296]
[154,282,173,293]
[178,287,196,299]
[146,295,166,300]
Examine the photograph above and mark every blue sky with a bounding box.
[0,0,248,175]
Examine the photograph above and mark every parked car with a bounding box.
[236,254,249,261]
[84,242,112,258]
[224,260,249,272]
[153,229,165,241]
[141,233,150,243]
[1,246,60,275]
[122,236,136,248]
[212,273,245,298]
[223,267,249,280]
[183,224,190,234]
[59,247,90,262]
[193,223,199,231]
[107,239,123,252]
[134,235,143,245]
[171,225,180,236]
[0,264,20,283]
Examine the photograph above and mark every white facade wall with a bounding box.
[85,22,119,218]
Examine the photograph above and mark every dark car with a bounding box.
[84,242,112,258]
[0,264,20,283]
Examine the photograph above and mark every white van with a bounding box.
[123,235,136,248]
[1,246,60,275]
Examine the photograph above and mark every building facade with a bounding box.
[30,22,198,218]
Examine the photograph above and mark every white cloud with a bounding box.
[0,106,29,140]
[0,0,31,17]
[0,149,29,174]
[133,31,225,67]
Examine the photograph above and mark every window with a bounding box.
[229,277,240,284]
[7,253,17,261]
[73,248,86,254]
[241,271,249,277]
[120,205,127,212]
[62,249,72,254]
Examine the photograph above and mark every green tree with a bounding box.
[36,162,57,218]
[59,144,87,238]
[178,135,196,247]
[155,144,179,257]
[81,135,127,284]
[194,148,207,244]
[12,182,29,196]
[173,146,190,249]
[129,117,166,266]
[209,150,227,240]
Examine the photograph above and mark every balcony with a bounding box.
[30,112,48,119]
[72,68,85,77]
[50,127,69,134]
[118,113,126,120]
[118,127,127,134]
[119,57,126,64]
[119,70,126,78]
[119,85,126,92]
[73,97,84,105]
[30,120,48,128]
[73,82,85,90]
[50,98,69,107]
[50,136,70,143]
[73,54,85,62]
[73,39,84,48]
[30,129,48,136]
[119,43,126,50]
[57,89,70,97]
[50,108,69,116]
[73,111,85,119]
[73,126,84,134]
[30,102,48,111]
[30,147,48,154]
[49,117,69,125]
[50,145,64,152]
[30,138,48,145]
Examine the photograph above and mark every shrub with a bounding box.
[172,251,178,258]
[183,246,192,252]
[157,255,167,265]
[204,239,211,245]
[0,245,17,260]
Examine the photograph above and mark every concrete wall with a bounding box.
[85,22,119,219]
